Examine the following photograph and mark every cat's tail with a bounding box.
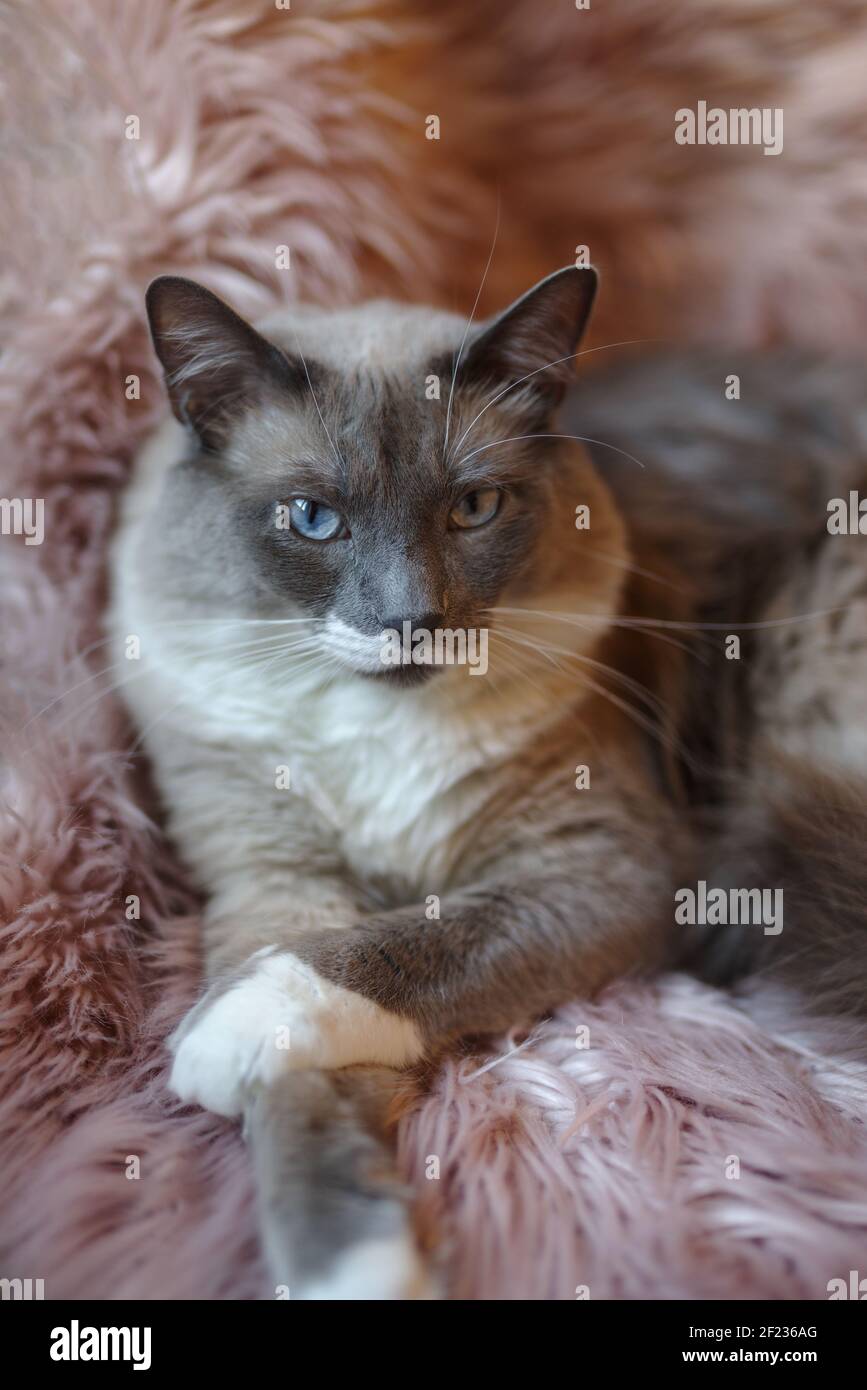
[690,756,867,1051]
[245,1066,438,1300]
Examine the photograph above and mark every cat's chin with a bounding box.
[360,663,441,688]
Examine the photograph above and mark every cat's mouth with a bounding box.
[362,662,441,687]
[320,615,481,682]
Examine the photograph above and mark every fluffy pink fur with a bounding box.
[2,0,867,1300]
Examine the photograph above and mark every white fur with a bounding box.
[169,947,424,1117]
[297,1235,438,1301]
[321,614,386,673]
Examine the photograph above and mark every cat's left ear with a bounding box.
[462,265,597,410]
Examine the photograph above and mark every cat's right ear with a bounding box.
[459,265,598,421]
[145,276,301,449]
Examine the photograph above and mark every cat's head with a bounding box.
[143,266,625,686]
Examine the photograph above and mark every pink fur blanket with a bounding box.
[3,0,867,1300]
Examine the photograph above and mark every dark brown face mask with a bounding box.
[145,265,598,653]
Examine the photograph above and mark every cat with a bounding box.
[110,266,867,1299]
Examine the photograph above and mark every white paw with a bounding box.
[168,947,424,1117]
[298,1235,440,1301]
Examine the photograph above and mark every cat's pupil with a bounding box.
[290,497,343,540]
[451,486,500,529]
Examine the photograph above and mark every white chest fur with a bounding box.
[156,640,556,895]
[284,675,525,890]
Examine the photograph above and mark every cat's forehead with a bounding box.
[224,307,537,503]
[228,301,494,494]
[226,360,453,501]
[258,301,467,375]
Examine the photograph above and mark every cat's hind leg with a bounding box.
[695,528,867,1035]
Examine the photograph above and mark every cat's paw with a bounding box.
[168,946,424,1117]
[296,1235,441,1301]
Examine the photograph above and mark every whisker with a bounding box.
[575,545,686,593]
[494,623,668,718]
[55,615,323,668]
[457,431,647,472]
[21,662,132,733]
[482,607,700,657]
[178,632,323,659]
[125,617,323,627]
[486,603,855,635]
[442,192,501,463]
[448,338,665,463]
[20,629,325,733]
[494,627,676,751]
[487,631,552,698]
[291,332,342,473]
[25,632,324,741]
[32,664,156,742]
[126,646,343,756]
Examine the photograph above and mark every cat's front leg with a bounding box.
[169,783,683,1106]
[290,869,677,1053]
[171,803,684,1107]
[166,892,433,1300]
[272,795,687,1054]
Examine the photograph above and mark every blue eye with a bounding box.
[289,497,346,541]
[449,487,501,530]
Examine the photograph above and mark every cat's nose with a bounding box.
[379,610,445,636]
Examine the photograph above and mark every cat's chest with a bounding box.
[282,679,530,895]
[140,645,564,900]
